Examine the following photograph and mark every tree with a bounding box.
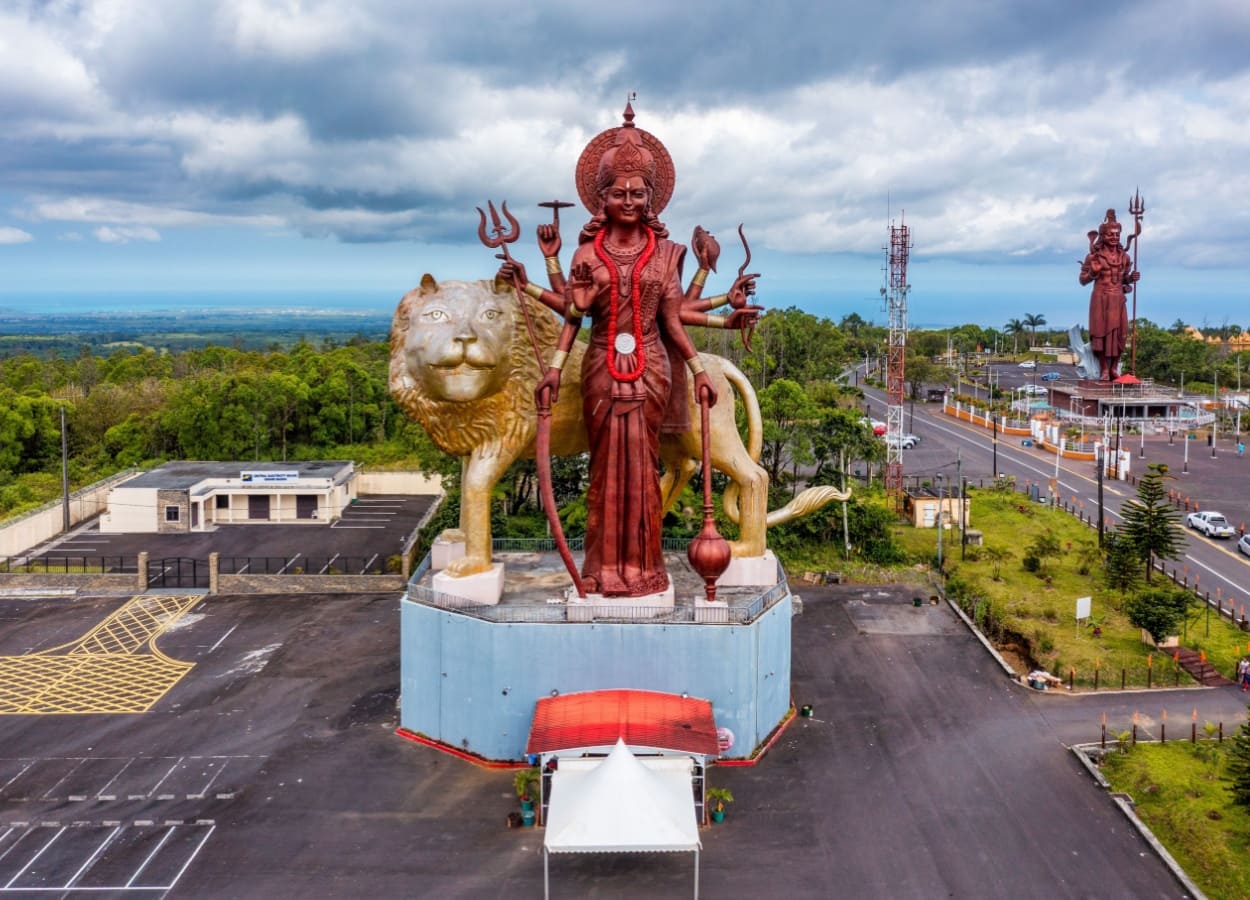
[1125,587,1193,644]
[1226,706,1250,807]
[1025,530,1061,575]
[1003,319,1025,354]
[983,544,1011,581]
[1118,463,1185,581]
[1023,313,1047,350]
[1102,530,1139,598]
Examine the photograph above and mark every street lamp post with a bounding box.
[935,474,945,572]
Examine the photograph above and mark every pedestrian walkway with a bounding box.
[1171,646,1235,687]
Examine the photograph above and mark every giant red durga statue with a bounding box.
[489,102,761,600]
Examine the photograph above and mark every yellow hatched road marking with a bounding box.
[0,595,200,715]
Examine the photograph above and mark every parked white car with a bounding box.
[1239,533,1250,557]
[1186,510,1236,539]
[1018,360,1036,369]
[884,433,920,449]
[1022,384,1048,396]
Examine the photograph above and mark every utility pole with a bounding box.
[1096,443,1105,547]
[955,452,965,560]
[60,405,70,532]
[936,474,944,572]
[992,410,998,478]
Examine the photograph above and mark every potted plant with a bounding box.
[514,768,540,820]
[706,787,734,824]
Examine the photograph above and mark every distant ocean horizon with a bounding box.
[0,290,398,318]
[0,288,1211,334]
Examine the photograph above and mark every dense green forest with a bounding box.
[2,308,1246,556]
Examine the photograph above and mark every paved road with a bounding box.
[860,373,1250,607]
[0,585,1217,898]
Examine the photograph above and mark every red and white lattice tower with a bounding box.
[885,216,911,498]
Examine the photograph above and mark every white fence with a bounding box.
[0,470,137,557]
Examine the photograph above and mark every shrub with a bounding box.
[1022,554,1040,573]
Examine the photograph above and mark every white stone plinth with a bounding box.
[566,577,675,621]
[433,563,505,606]
[431,538,466,571]
[695,596,729,624]
[717,550,779,587]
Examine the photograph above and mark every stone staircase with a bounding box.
[1172,647,1236,687]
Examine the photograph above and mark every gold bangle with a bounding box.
[705,314,727,328]
[705,293,728,309]
[523,282,544,301]
[692,268,708,287]
[549,349,569,371]
[686,355,705,375]
[545,256,562,275]
[565,302,584,320]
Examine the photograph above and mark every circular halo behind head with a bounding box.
[575,101,675,216]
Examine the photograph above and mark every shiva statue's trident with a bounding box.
[476,200,520,263]
[1127,188,1145,374]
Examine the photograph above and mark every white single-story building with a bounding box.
[99,461,358,534]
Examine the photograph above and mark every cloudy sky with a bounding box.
[2,0,1249,329]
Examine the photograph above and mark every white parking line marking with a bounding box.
[95,755,136,800]
[207,625,238,655]
[4,825,66,889]
[41,758,88,801]
[318,554,340,575]
[276,554,302,575]
[63,824,122,889]
[159,824,215,891]
[146,759,183,799]
[1,762,36,795]
[125,825,174,888]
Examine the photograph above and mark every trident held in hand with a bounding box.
[1127,188,1145,374]
[476,200,520,262]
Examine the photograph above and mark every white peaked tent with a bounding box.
[543,738,702,899]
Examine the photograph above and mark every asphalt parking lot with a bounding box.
[22,495,438,571]
[0,582,1205,898]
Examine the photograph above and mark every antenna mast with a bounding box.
[885,214,912,501]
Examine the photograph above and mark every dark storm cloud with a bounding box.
[4,0,1250,264]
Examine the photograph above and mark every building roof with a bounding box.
[526,689,719,757]
[120,460,354,490]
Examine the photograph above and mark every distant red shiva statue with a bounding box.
[497,103,759,597]
[1080,205,1141,380]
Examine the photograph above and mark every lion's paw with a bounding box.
[443,555,494,578]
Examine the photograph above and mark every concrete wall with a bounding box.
[0,573,145,592]
[216,574,405,594]
[356,471,442,495]
[100,487,159,534]
[0,471,135,556]
[399,596,793,761]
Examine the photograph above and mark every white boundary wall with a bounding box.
[355,470,442,495]
[0,469,137,557]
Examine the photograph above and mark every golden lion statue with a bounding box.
[389,275,848,577]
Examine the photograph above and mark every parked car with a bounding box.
[858,417,887,436]
[1018,360,1036,369]
[1022,384,1048,396]
[1186,510,1236,538]
[1041,371,1061,381]
[884,433,920,449]
[1239,533,1250,557]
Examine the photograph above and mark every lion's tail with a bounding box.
[719,358,851,528]
[719,357,758,526]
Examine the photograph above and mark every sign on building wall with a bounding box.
[241,471,299,484]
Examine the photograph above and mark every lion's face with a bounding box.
[399,280,514,403]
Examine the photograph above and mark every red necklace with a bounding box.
[594,228,655,383]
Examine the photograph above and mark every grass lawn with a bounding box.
[1102,740,1250,899]
[784,483,1249,688]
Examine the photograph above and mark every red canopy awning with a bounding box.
[526,689,719,757]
